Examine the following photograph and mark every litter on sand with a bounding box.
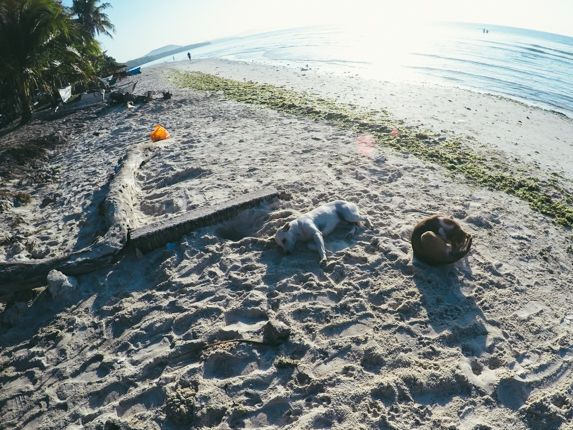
[150,124,170,142]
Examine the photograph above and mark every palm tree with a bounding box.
[0,0,77,122]
[0,0,99,122]
[71,0,114,38]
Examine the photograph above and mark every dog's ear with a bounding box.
[281,224,290,232]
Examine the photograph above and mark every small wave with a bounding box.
[411,52,573,88]
[148,23,573,115]
[409,65,573,115]
[529,43,573,58]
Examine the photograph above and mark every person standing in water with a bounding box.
[187,52,191,61]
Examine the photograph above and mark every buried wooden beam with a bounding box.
[128,187,279,253]
[0,187,278,295]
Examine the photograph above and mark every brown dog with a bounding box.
[411,215,472,265]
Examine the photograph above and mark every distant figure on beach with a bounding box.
[187,52,191,61]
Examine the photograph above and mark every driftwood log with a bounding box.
[0,138,278,294]
[0,141,159,295]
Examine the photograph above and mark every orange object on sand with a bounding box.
[150,124,170,142]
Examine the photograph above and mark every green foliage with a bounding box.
[173,70,573,228]
[0,0,70,121]
[0,0,117,124]
[93,51,122,77]
[70,0,114,38]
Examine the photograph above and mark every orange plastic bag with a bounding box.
[150,124,170,142]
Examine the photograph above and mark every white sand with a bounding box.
[173,59,573,180]
[1,60,572,429]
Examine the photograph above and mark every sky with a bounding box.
[64,0,573,62]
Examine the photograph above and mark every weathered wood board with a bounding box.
[129,187,278,253]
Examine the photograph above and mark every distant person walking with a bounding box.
[187,52,191,61]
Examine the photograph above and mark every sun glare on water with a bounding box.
[334,19,454,81]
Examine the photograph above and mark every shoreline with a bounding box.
[168,58,573,181]
[168,66,573,228]
[1,60,572,429]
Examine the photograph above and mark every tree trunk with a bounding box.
[17,78,32,124]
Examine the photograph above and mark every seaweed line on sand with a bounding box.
[171,70,573,228]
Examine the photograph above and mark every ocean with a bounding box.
[145,23,573,117]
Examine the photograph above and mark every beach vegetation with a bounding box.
[0,0,117,124]
[173,70,573,228]
[70,0,114,38]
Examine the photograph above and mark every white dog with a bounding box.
[275,200,371,262]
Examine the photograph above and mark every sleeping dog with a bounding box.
[411,215,472,265]
[275,200,371,263]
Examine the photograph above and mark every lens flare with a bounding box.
[356,133,376,157]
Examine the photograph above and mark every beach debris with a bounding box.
[58,85,72,103]
[0,187,278,294]
[165,380,197,425]
[47,269,78,299]
[108,86,170,107]
[126,66,141,76]
[150,124,171,142]
[108,67,141,84]
[0,142,158,294]
[108,90,132,105]
[129,187,278,253]
[109,90,151,105]
[262,320,291,345]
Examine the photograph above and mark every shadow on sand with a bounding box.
[412,258,488,357]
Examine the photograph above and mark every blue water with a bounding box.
[146,23,573,117]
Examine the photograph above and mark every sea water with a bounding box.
[146,23,573,117]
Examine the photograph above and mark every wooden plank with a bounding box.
[129,187,278,253]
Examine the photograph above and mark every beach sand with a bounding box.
[1,59,572,429]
